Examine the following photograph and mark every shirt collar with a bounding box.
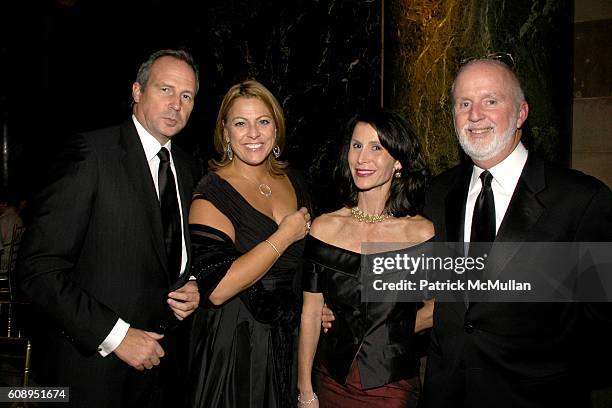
[470,142,528,194]
[132,114,172,161]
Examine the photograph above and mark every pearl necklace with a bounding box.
[350,206,391,223]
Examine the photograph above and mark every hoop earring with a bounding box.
[273,145,281,159]
[227,143,233,161]
[394,170,401,178]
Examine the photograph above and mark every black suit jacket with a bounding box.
[419,154,612,408]
[17,119,199,406]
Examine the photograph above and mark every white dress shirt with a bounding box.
[98,115,187,356]
[463,142,528,243]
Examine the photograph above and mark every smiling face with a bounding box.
[132,56,197,146]
[452,60,528,168]
[348,122,401,193]
[223,96,276,166]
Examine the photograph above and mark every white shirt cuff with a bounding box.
[97,318,130,357]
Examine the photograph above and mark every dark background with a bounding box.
[3,2,612,405]
[1,0,382,215]
[0,0,582,215]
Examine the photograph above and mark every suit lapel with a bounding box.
[486,155,546,280]
[119,120,167,277]
[444,165,471,308]
[445,165,472,243]
[172,149,194,271]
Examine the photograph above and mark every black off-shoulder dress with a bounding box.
[302,235,434,407]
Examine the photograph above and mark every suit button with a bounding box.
[354,337,360,345]
[353,310,361,317]
[459,360,466,370]
[465,321,474,334]
[158,320,168,333]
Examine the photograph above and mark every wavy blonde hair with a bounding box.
[209,80,287,175]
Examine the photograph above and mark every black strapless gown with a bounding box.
[187,170,309,408]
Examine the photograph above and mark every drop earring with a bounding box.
[394,170,401,178]
[273,145,281,158]
[227,142,233,161]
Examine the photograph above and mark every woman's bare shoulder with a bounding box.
[398,214,435,243]
[189,198,235,241]
[309,208,351,241]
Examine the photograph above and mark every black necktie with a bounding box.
[469,170,496,258]
[158,147,182,281]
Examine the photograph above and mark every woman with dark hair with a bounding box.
[297,109,434,407]
[187,80,311,407]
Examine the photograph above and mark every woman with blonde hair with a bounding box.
[187,80,311,407]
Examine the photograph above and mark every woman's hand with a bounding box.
[321,303,335,333]
[277,207,311,244]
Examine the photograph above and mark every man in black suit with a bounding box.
[17,49,201,407]
[418,58,612,407]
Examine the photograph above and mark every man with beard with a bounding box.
[418,58,612,407]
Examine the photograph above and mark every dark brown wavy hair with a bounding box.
[337,109,430,217]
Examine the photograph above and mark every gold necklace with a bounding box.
[350,207,391,223]
[240,175,272,197]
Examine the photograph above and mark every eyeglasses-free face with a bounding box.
[452,57,528,168]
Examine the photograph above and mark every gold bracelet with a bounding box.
[264,239,281,258]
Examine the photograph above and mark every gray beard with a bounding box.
[456,112,518,162]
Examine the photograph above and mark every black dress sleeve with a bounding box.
[190,223,300,327]
[189,223,239,303]
[301,236,326,293]
[301,260,324,293]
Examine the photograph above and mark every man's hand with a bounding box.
[321,303,335,333]
[167,280,200,320]
[114,328,165,370]
[415,298,435,333]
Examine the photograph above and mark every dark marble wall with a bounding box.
[385,0,573,174]
[2,0,382,215]
[5,0,574,213]
[190,0,382,214]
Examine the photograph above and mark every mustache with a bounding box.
[464,123,494,131]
